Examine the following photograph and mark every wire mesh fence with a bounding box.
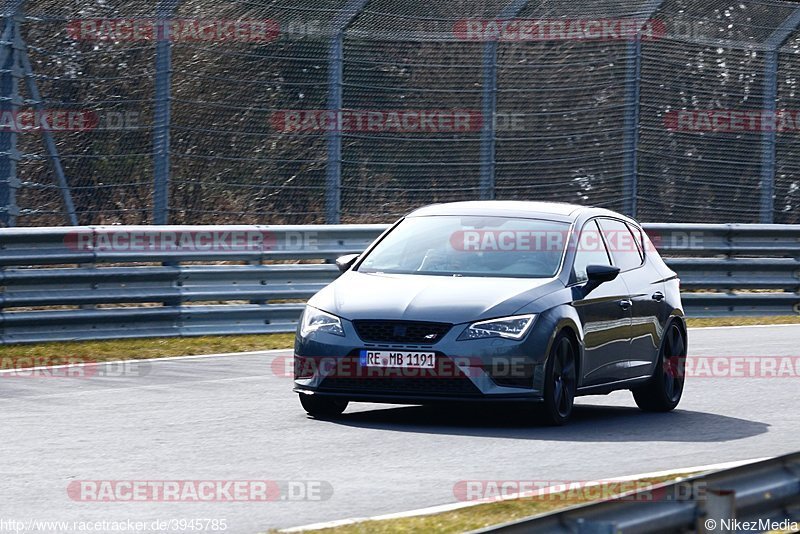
[1,0,799,227]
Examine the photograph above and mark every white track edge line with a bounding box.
[280,457,767,532]
[0,347,291,374]
[690,323,800,330]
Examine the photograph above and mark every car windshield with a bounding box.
[357,215,570,278]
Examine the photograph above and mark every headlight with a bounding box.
[458,314,536,340]
[300,306,345,337]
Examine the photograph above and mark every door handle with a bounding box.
[652,291,665,302]
[619,299,632,310]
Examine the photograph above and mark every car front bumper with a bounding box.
[293,313,561,404]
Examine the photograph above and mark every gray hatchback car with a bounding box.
[294,201,686,425]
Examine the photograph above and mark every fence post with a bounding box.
[759,8,800,224]
[19,45,78,225]
[479,40,498,200]
[153,0,178,225]
[0,3,22,227]
[621,2,666,219]
[325,0,368,225]
[479,0,529,201]
[325,33,344,225]
[622,36,642,218]
[760,51,779,224]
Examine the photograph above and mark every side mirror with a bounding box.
[586,264,620,283]
[335,254,359,273]
[583,264,620,294]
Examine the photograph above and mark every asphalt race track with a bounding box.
[2,325,799,532]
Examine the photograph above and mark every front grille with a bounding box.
[353,320,452,344]
[318,353,481,397]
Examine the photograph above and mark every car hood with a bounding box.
[309,270,562,324]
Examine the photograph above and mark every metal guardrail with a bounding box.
[470,451,800,534]
[0,225,383,343]
[0,224,798,344]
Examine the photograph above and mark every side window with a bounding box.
[597,218,644,272]
[626,222,645,261]
[572,220,612,283]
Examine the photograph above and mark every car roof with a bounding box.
[407,201,601,223]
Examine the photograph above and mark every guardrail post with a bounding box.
[622,1,664,219]
[479,0,529,201]
[759,8,800,224]
[325,0,369,225]
[153,0,179,225]
[0,11,19,227]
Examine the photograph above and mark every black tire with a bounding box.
[299,394,348,418]
[633,321,686,412]
[539,332,578,426]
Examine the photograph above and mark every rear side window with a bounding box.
[572,220,612,283]
[597,218,644,272]
[626,222,645,261]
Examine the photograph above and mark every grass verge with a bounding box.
[272,473,698,534]
[0,333,295,366]
[686,315,800,328]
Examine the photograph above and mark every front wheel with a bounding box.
[299,394,348,418]
[539,332,578,426]
[633,321,686,412]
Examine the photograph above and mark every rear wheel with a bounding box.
[299,394,348,418]
[540,333,578,426]
[633,321,686,412]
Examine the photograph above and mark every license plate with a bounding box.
[360,350,435,369]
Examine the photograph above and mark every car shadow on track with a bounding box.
[324,403,768,442]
